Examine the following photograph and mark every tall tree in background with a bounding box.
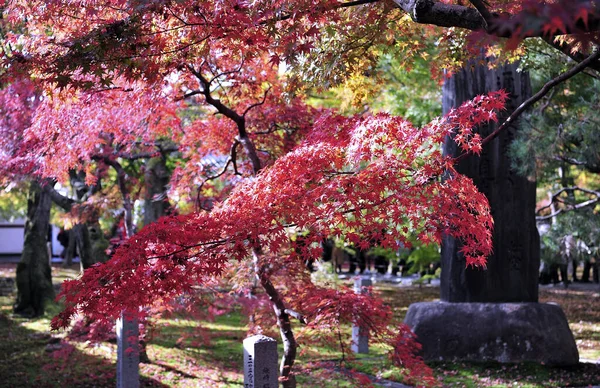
[0,80,55,317]
[13,180,54,317]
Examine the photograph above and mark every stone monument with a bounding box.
[404,59,579,366]
[352,277,372,354]
[243,335,278,388]
[116,311,140,388]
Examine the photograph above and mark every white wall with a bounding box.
[0,219,62,257]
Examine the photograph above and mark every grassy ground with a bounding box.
[0,263,599,387]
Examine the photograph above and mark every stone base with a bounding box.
[404,302,578,366]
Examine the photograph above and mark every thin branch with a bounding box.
[186,64,245,130]
[252,123,280,135]
[284,309,307,324]
[187,64,262,174]
[178,89,204,101]
[243,86,271,117]
[195,141,241,210]
[536,186,600,220]
[260,0,381,25]
[454,48,600,163]
[231,139,241,175]
[538,88,556,115]
[543,37,600,73]
[553,155,588,166]
[117,145,178,160]
[536,197,600,221]
[209,57,245,85]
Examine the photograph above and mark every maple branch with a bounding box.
[393,0,484,31]
[209,57,245,85]
[187,65,245,128]
[186,64,262,174]
[536,196,600,221]
[252,249,297,387]
[243,86,271,117]
[116,145,179,161]
[230,140,241,175]
[93,155,135,237]
[543,37,600,73]
[260,0,381,24]
[283,309,307,325]
[454,48,600,163]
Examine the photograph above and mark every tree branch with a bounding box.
[536,186,600,221]
[116,145,179,161]
[44,183,75,212]
[186,64,246,130]
[284,309,307,325]
[186,64,262,174]
[455,47,600,163]
[393,0,485,31]
[393,0,600,39]
[243,86,271,117]
[468,0,493,30]
[536,197,600,221]
[543,37,600,73]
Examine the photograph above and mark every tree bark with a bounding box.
[143,156,171,226]
[252,250,297,388]
[13,180,55,317]
[140,156,172,364]
[440,58,540,303]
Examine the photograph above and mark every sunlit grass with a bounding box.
[1,262,599,387]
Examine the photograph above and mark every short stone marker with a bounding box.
[352,277,372,354]
[116,311,139,388]
[243,335,278,388]
[0,277,15,296]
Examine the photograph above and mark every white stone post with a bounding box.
[243,335,278,388]
[352,277,372,354]
[116,311,139,388]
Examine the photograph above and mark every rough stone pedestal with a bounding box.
[404,302,579,366]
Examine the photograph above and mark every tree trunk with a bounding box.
[14,180,55,317]
[440,58,540,303]
[143,156,171,226]
[63,228,76,267]
[138,156,172,364]
[252,250,297,388]
[74,223,94,271]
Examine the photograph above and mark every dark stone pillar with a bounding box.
[404,59,579,366]
[440,59,539,303]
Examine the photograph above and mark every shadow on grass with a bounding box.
[429,360,600,388]
[0,297,168,388]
